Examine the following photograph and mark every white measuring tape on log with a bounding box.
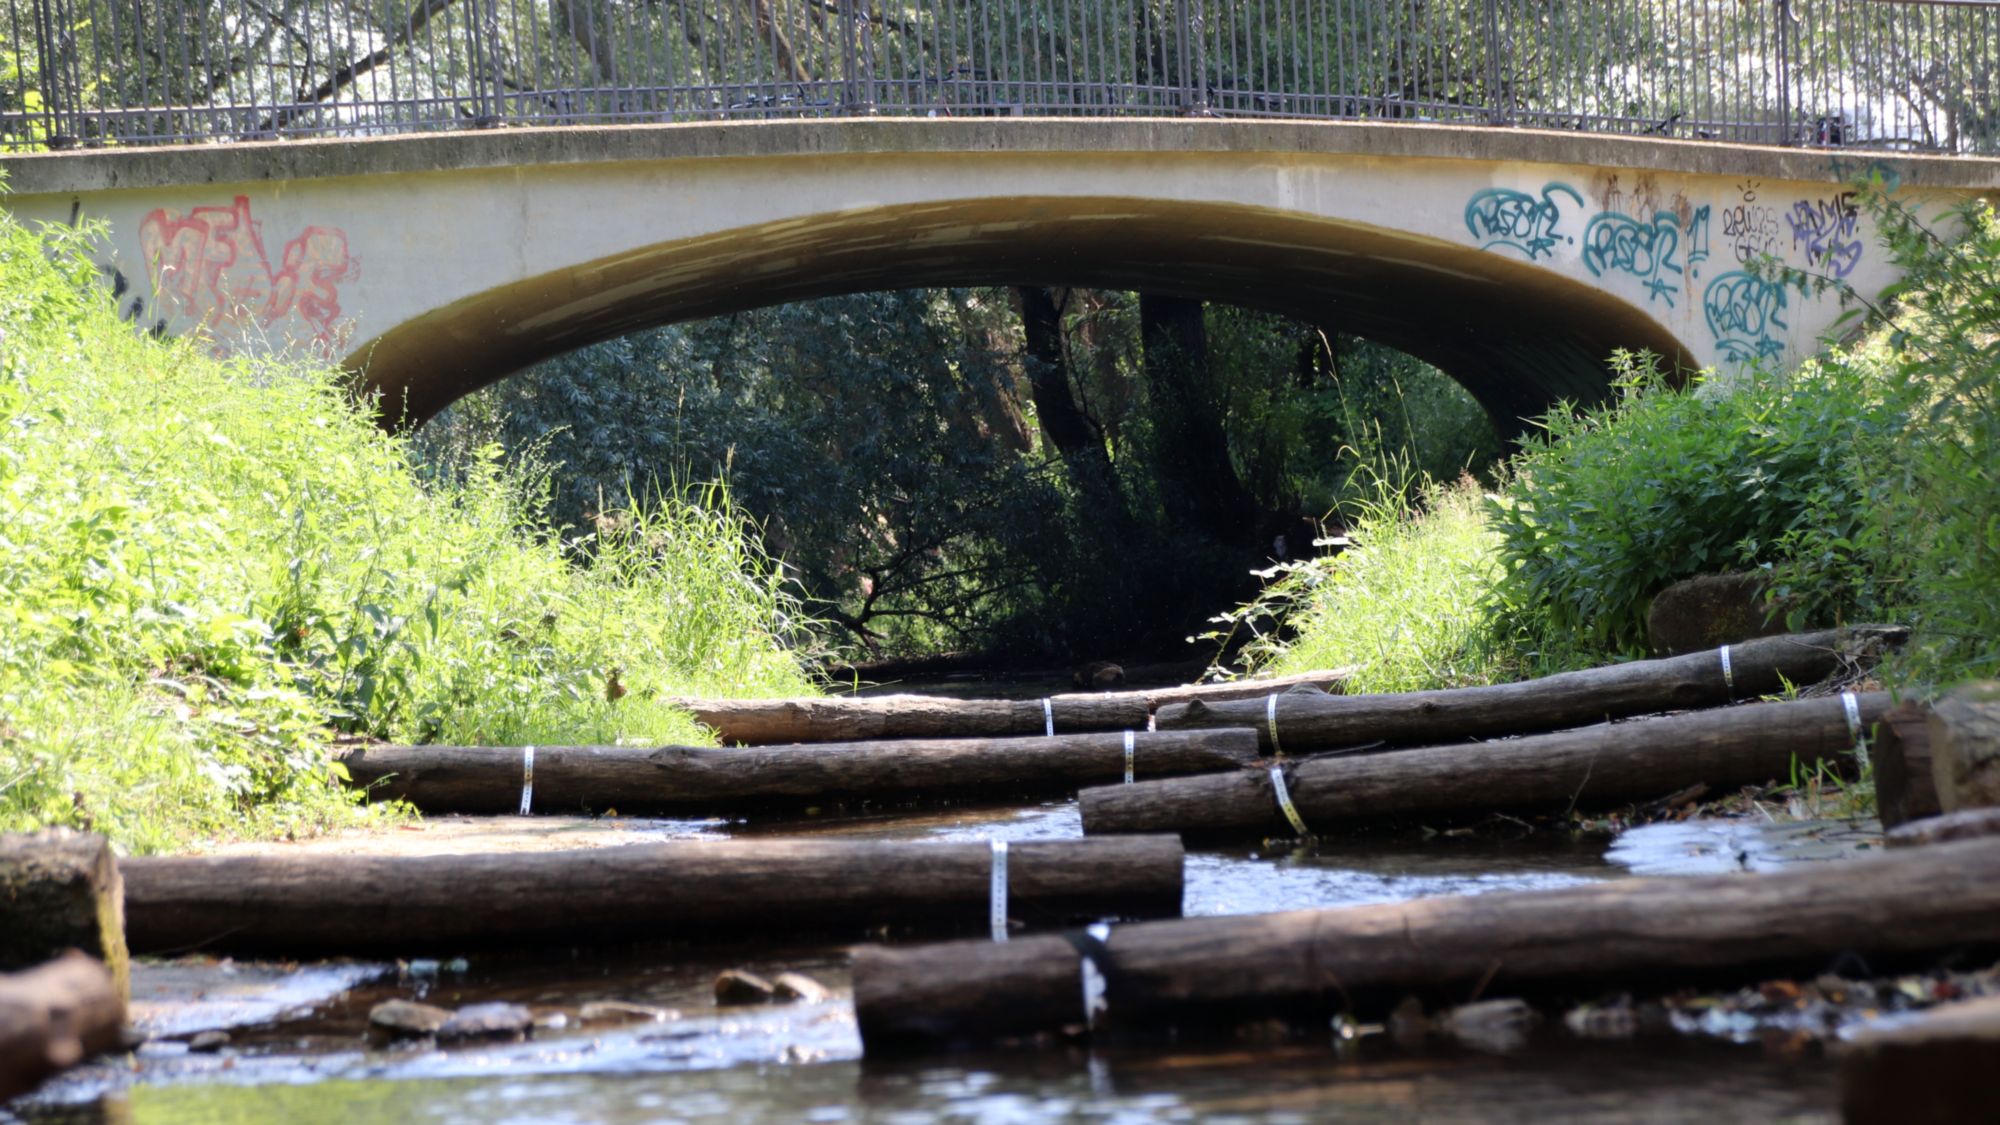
[518,745,536,816]
[1719,644,1735,697]
[1842,690,1870,773]
[1268,766,1312,838]
[989,840,1010,942]
[1043,698,1055,737]
[1266,693,1285,756]
[1123,730,1136,784]
[1077,921,1112,1030]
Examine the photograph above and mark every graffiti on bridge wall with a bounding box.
[1581,210,1687,307]
[1786,191,1864,279]
[1701,271,1795,362]
[137,195,360,358]
[1463,183,1584,260]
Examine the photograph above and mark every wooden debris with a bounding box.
[1081,693,1890,839]
[1839,994,2000,1125]
[714,969,777,1006]
[121,837,1184,956]
[1929,681,2000,812]
[1873,700,1941,829]
[1157,627,1903,752]
[342,729,1260,815]
[0,830,129,1003]
[851,835,2000,1051]
[1887,807,2000,849]
[669,670,1350,745]
[0,952,125,1102]
[771,972,832,1004]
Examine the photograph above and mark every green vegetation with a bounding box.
[0,209,810,852]
[1227,186,1999,696]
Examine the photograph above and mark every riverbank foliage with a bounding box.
[1227,186,1999,694]
[0,210,810,852]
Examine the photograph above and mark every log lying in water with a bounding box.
[122,836,1184,956]
[1158,626,1904,752]
[0,952,125,1102]
[0,830,129,1002]
[670,670,1350,746]
[1839,993,2000,1125]
[852,834,2000,1051]
[1082,693,1891,839]
[343,729,1261,815]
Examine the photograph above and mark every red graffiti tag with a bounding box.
[138,195,359,356]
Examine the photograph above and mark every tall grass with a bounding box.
[0,209,811,852]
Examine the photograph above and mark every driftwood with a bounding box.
[1929,681,2000,813]
[1081,693,1890,839]
[342,729,1261,815]
[852,834,2000,1051]
[1157,627,1903,752]
[1874,700,1942,829]
[1839,994,2000,1125]
[671,670,1350,746]
[0,830,128,1001]
[1887,807,2000,849]
[122,836,1184,955]
[0,952,125,1102]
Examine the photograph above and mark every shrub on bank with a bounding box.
[0,210,811,852]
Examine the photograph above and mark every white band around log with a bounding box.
[1842,691,1870,772]
[1266,693,1284,756]
[1719,645,1735,694]
[1043,698,1055,738]
[1079,922,1111,1029]
[990,840,1009,942]
[518,746,536,816]
[1123,730,1136,784]
[1269,766,1311,837]
[1146,711,1157,732]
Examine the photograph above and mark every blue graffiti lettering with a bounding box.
[1581,210,1684,306]
[1703,272,1792,362]
[1685,205,1711,277]
[1464,183,1584,260]
[1787,192,1865,279]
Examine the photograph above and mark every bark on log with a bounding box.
[1157,627,1903,752]
[0,952,125,1102]
[852,834,2000,1051]
[671,671,1350,745]
[0,831,128,1002]
[1082,693,1890,839]
[1839,994,2000,1125]
[1929,681,2000,813]
[342,729,1261,815]
[121,837,1184,956]
[1887,807,2000,849]
[1874,700,1942,829]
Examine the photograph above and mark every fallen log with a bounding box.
[670,670,1350,746]
[1929,681,2000,813]
[0,952,125,1102]
[0,830,129,1002]
[1874,699,1942,828]
[1082,693,1890,839]
[342,729,1261,815]
[1839,994,2000,1125]
[121,836,1184,956]
[1157,626,1903,752]
[851,834,2000,1051]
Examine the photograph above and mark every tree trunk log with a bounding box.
[1874,700,1942,829]
[1083,693,1890,839]
[343,729,1261,815]
[1929,681,2000,813]
[122,837,1184,956]
[1839,994,2000,1125]
[0,831,128,1002]
[672,671,1349,745]
[0,952,125,1102]
[852,834,2000,1051]
[1157,627,1903,752]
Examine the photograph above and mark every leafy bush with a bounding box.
[0,209,810,851]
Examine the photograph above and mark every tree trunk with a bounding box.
[122,837,1184,955]
[1017,287,1102,463]
[1928,681,2000,812]
[672,670,1348,745]
[1157,626,1904,752]
[343,729,1260,816]
[0,953,124,1102]
[852,835,2000,1051]
[1083,692,1891,839]
[0,831,128,1003]
[1139,293,1257,544]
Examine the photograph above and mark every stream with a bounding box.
[5,672,1898,1124]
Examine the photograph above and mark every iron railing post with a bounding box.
[838,0,860,112]
[1775,0,1794,145]
[1483,0,1505,125]
[30,0,75,148]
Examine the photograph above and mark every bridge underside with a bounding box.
[360,195,1686,432]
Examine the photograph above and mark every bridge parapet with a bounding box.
[1,0,1995,155]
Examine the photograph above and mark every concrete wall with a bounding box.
[3,119,1993,427]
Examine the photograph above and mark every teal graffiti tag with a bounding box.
[1702,271,1791,362]
[1685,205,1711,277]
[1464,183,1584,260]
[1581,210,1684,306]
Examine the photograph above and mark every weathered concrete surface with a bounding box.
[3,119,1994,428]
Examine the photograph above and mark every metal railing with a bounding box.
[2,1,1995,154]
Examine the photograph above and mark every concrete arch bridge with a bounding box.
[1,119,1996,428]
